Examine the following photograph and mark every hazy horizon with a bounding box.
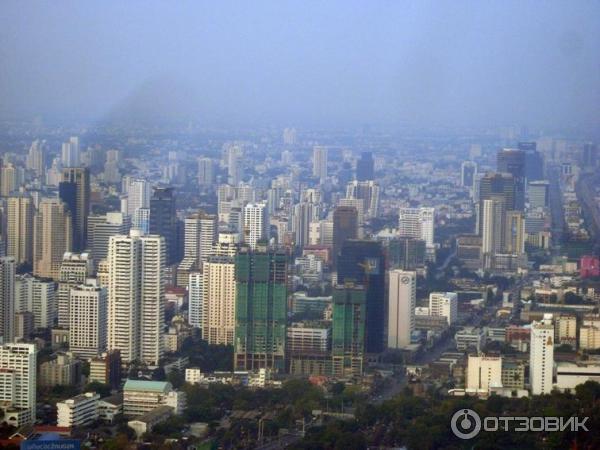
[1,1,599,131]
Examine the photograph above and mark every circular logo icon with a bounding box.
[401,276,410,284]
[451,409,481,440]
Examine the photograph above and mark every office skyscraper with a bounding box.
[461,161,477,188]
[234,244,287,371]
[527,180,549,210]
[338,240,385,354]
[293,202,317,250]
[0,163,19,197]
[107,230,165,366]
[6,194,34,265]
[243,202,269,250]
[356,152,374,181]
[33,199,72,280]
[477,172,516,233]
[518,141,544,181]
[332,206,358,269]
[387,270,416,349]
[530,314,554,395]
[69,279,107,358]
[312,146,328,183]
[149,187,178,265]
[60,167,90,251]
[497,148,526,210]
[332,282,366,377]
[0,257,16,343]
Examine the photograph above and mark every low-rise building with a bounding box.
[97,394,123,423]
[123,380,185,417]
[38,353,81,387]
[555,363,600,391]
[455,327,484,352]
[57,392,100,427]
[127,406,173,439]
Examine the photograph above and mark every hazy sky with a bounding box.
[1,1,599,129]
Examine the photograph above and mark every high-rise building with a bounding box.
[57,252,92,329]
[33,199,72,279]
[226,144,243,185]
[466,355,502,392]
[234,244,287,371]
[87,212,131,262]
[197,157,214,186]
[6,194,34,265]
[461,161,477,188]
[125,178,151,217]
[332,282,366,378]
[69,279,107,359]
[345,180,380,218]
[527,180,549,210]
[356,152,374,181]
[0,257,16,342]
[107,230,165,366]
[332,206,358,268]
[477,172,516,231]
[26,140,46,179]
[518,141,544,181]
[103,149,121,184]
[132,207,150,234]
[398,207,435,249]
[386,237,426,270]
[387,270,416,349]
[15,274,55,330]
[0,343,36,424]
[242,202,269,250]
[60,167,90,252]
[481,197,506,268]
[149,187,178,265]
[497,149,525,210]
[530,314,554,395]
[61,137,80,168]
[0,163,19,197]
[428,292,458,325]
[312,146,328,183]
[293,202,317,250]
[338,240,385,354]
[177,211,218,287]
[201,256,236,345]
[504,210,525,255]
[188,272,203,328]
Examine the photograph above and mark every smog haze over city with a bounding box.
[1,1,600,131]
[1,2,600,450]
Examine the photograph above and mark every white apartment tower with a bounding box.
[69,279,107,358]
[530,314,555,395]
[201,256,236,345]
[243,202,269,250]
[61,136,80,168]
[387,270,416,349]
[15,274,55,330]
[57,253,92,329]
[398,207,435,248]
[0,343,36,423]
[107,230,165,366]
[429,292,458,325]
[125,178,151,217]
